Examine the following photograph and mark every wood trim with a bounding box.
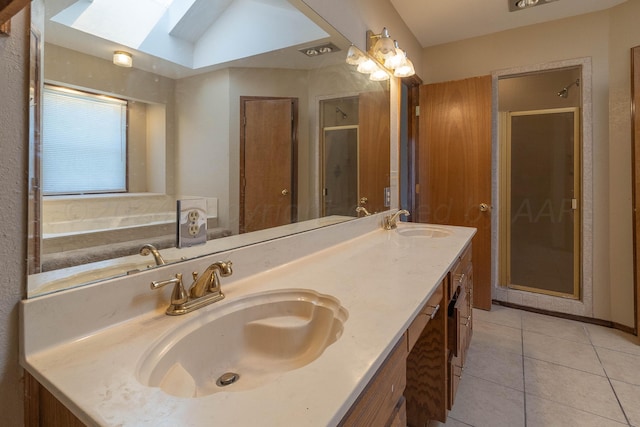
[0,19,10,35]
[0,0,28,25]
[632,46,640,338]
[401,76,422,221]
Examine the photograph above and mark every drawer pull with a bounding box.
[456,273,465,284]
[425,304,440,319]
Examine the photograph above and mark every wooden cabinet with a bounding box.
[25,373,85,427]
[340,335,408,427]
[405,278,448,426]
[405,243,473,426]
[448,244,473,409]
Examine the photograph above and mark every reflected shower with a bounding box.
[557,78,580,98]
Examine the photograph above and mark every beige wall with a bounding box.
[174,68,232,230]
[229,68,311,230]
[175,63,384,233]
[422,5,639,327]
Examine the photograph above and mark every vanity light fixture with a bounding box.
[509,0,559,12]
[113,51,133,68]
[345,27,415,80]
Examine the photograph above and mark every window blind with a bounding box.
[42,85,127,194]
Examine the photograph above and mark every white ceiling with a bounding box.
[45,0,345,79]
[390,0,628,48]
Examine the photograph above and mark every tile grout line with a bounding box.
[586,324,632,426]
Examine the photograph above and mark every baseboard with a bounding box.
[491,299,638,336]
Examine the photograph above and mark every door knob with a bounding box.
[479,203,491,212]
[281,189,289,196]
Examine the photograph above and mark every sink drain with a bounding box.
[216,372,240,387]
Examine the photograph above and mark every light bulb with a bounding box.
[370,68,390,81]
[385,44,407,70]
[394,58,415,78]
[357,58,378,74]
[113,51,133,68]
[372,28,396,60]
[346,45,366,65]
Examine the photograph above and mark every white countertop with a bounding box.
[21,217,475,426]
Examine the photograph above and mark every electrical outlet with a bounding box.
[188,223,200,237]
[177,199,207,248]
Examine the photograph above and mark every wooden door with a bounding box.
[418,76,492,310]
[632,46,640,338]
[359,90,390,214]
[240,97,297,233]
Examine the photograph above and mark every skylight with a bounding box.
[51,0,178,48]
[50,0,330,71]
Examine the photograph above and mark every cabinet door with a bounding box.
[405,280,448,425]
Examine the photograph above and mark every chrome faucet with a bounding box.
[151,260,232,315]
[355,206,371,216]
[140,244,166,266]
[383,209,410,230]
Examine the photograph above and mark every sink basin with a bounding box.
[137,289,348,397]
[395,225,452,238]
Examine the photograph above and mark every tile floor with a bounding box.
[430,304,640,427]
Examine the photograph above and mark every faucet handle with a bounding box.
[151,273,188,306]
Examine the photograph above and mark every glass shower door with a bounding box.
[504,108,580,298]
[322,126,359,217]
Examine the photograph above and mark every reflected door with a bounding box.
[503,108,580,298]
[359,90,390,214]
[240,97,297,233]
[322,126,358,216]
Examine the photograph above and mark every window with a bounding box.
[42,85,127,195]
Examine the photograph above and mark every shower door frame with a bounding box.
[500,107,582,299]
[320,124,360,217]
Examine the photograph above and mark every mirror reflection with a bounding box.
[27,0,391,297]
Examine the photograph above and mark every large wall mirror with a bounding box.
[27,0,391,297]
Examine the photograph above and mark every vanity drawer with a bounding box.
[449,244,472,300]
[340,335,408,427]
[407,281,444,352]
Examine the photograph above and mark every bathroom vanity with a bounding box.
[20,213,475,426]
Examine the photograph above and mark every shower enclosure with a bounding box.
[322,126,359,216]
[320,97,359,217]
[501,107,581,298]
